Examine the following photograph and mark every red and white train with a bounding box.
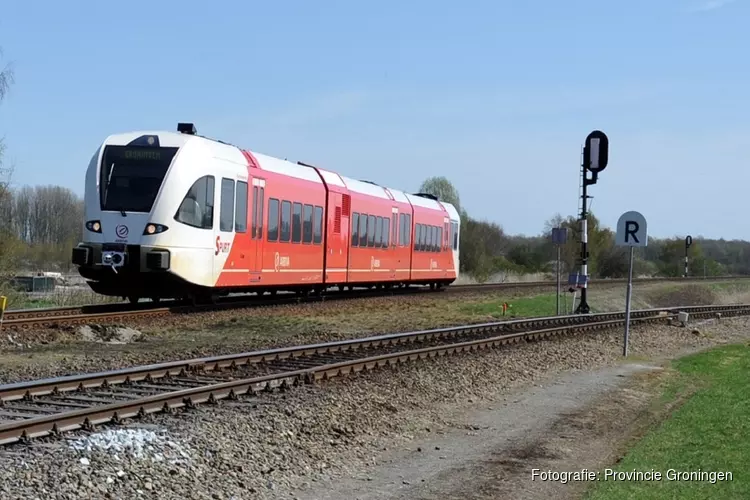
[71,123,461,303]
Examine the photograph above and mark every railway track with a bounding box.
[3,275,749,331]
[0,303,746,446]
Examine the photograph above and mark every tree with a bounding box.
[0,48,12,103]
[0,47,20,284]
[418,176,461,212]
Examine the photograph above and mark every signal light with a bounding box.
[85,220,102,233]
[143,223,169,235]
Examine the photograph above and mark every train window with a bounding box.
[438,226,443,252]
[398,214,405,246]
[426,225,431,252]
[313,206,323,244]
[250,186,258,237]
[384,217,390,247]
[258,187,265,239]
[452,222,458,250]
[219,178,235,232]
[421,224,428,252]
[267,198,280,241]
[359,213,367,247]
[234,181,248,233]
[392,214,397,246]
[174,175,215,229]
[405,215,411,246]
[280,200,291,242]
[432,226,438,252]
[100,145,179,213]
[352,213,360,247]
[415,224,421,251]
[367,214,376,247]
[303,204,313,244]
[375,217,383,247]
[292,202,302,243]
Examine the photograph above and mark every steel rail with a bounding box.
[4,275,750,331]
[0,303,746,446]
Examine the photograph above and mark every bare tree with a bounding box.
[0,47,20,282]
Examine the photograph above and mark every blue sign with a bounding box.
[568,273,588,287]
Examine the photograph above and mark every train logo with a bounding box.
[215,236,231,255]
[115,225,129,238]
[274,252,290,271]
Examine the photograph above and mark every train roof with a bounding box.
[101,127,459,216]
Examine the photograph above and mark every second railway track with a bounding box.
[4,275,749,331]
[0,303,746,446]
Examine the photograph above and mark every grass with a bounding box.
[458,292,590,319]
[585,343,750,499]
[707,281,750,293]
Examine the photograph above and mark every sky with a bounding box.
[0,0,748,240]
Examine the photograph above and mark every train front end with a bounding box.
[71,127,203,303]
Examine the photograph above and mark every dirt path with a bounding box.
[291,361,672,500]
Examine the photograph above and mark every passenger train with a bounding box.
[71,123,461,303]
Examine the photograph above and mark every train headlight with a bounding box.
[143,223,169,235]
[85,220,102,233]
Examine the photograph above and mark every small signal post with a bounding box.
[684,235,693,277]
[615,211,648,357]
[575,130,609,314]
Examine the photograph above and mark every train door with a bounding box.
[215,176,237,282]
[390,207,398,280]
[326,192,348,283]
[250,177,266,277]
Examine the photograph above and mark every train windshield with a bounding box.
[100,145,179,213]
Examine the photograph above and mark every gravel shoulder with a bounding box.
[1,315,747,499]
[293,362,663,500]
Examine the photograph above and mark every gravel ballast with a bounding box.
[0,316,748,499]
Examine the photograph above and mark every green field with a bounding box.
[585,343,750,499]
[458,292,586,319]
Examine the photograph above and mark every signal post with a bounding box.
[575,130,609,314]
[615,211,648,357]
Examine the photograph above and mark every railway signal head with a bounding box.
[583,130,609,174]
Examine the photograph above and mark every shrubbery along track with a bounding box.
[0,303,746,446]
